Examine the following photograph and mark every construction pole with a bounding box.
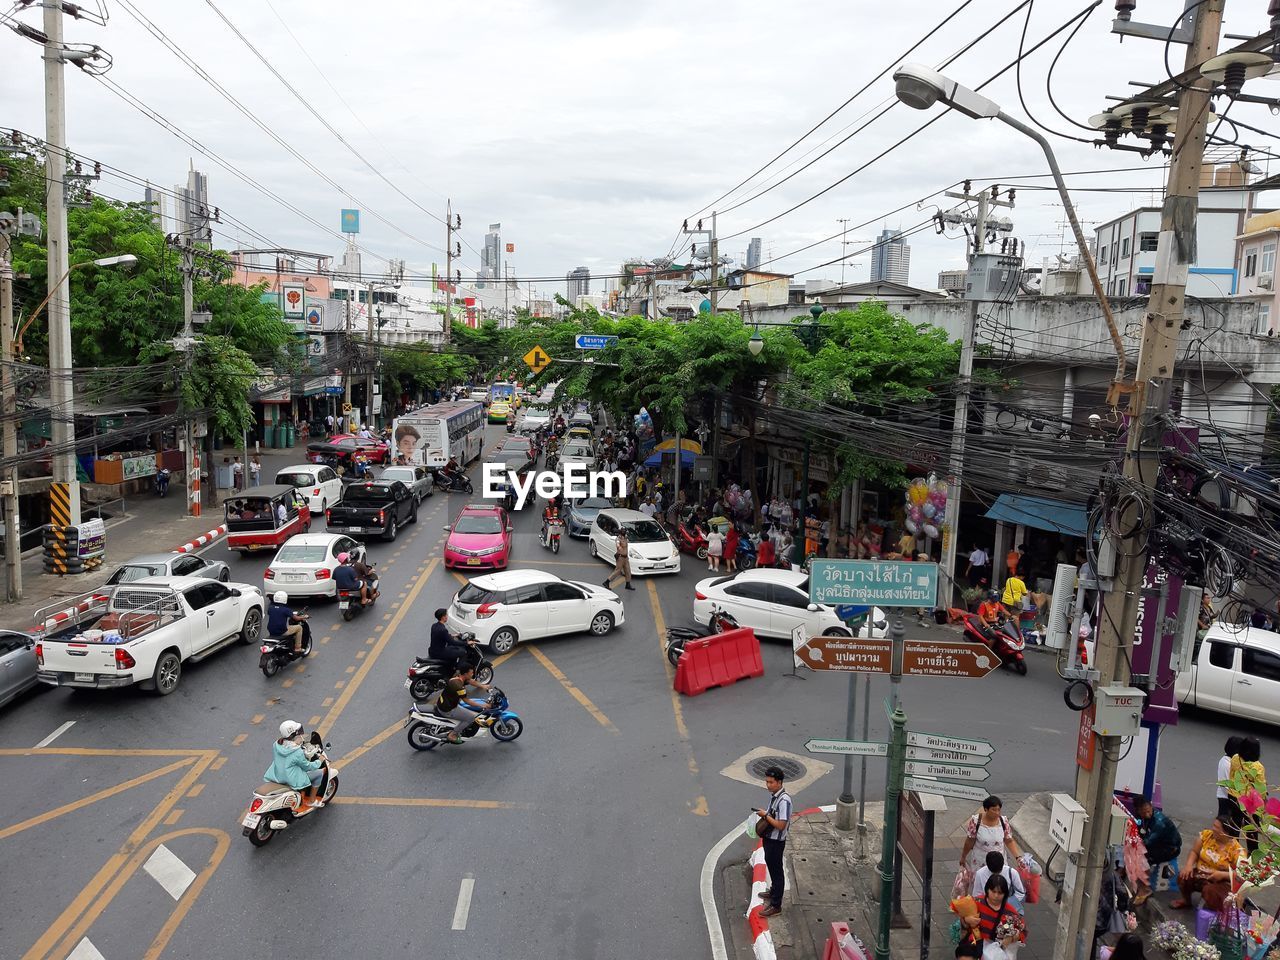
[180,241,200,516]
[366,279,376,428]
[709,211,719,316]
[1,232,22,599]
[1052,4,1224,958]
[343,284,353,425]
[444,199,454,344]
[44,0,79,524]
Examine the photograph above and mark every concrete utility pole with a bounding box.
[177,238,199,517]
[44,0,78,524]
[710,211,719,316]
[1,232,22,599]
[366,278,376,427]
[444,200,457,343]
[939,186,1014,608]
[1052,4,1224,958]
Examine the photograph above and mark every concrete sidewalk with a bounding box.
[1,444,316,631]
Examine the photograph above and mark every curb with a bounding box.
[746,804,829,960]
[173,524,227,554]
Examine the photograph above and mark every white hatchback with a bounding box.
[448,569,625,654]
[693,568,887,640]
[589,508,681,576]
[275,464,344,515]
[264,533,366,598]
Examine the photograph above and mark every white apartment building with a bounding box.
[1235,210,1280,335]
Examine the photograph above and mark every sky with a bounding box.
[4,0,1280,299]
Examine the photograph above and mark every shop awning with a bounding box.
[984,493,1088,537]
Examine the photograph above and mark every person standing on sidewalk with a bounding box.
[755,765,792,918]
[231,457,244,492]
[249,455,261,487]
[604,527,634,591]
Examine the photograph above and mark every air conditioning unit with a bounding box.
[1259,275,1273,290]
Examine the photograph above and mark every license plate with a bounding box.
[466,558,481,566]
[242,814,261,828]
[346,527,363,533]
[283,574,305,583]
[339,601,349,610]
[74,672,94,682]
[403,678,412,689]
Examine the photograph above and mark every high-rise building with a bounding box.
[746,237,762,270]
[937,269,967,294]
[567,266,590,299]
[481,223,502,280]
[143,182,166,229]
[172,166,212,243]
[869,228,911,284]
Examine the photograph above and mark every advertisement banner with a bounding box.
[341,209,360,233]
[281,283,306,320]
[308,334,326,357]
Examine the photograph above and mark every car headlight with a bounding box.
[629,548,642,559]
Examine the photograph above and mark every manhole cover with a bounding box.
[747,756,808,782]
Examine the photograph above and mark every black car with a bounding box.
[491,438,536,474]
[324,480,417,541]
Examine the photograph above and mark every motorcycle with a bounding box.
[541,517,564,554]
[959,611,1027,675]
[241,731,338,847]
[673,521,710,561]
[155,468,171,497]
[433,468,474,494]
[736,536,757,570]
[260,617,312,677]
[404,636,495,701]
[338,578,378,622]
[405,686,523,750]
[665,606,741,666]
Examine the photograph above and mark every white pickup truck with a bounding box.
[35,577,266,696]
[1175,623,1280,726]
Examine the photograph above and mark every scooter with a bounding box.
[260,617,312,677]
[338,578,379,622]
[541,517,564,554]
[404,637,495,701]
[673,521,709,561]
[155,468,171,497]
[665,606,741,666]
[405,686,523,751]
[241,731,338,847]
[433,468,474,494]
[736,536,757,570]
[959,611,1027,675]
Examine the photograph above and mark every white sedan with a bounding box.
[448,569,625,654]
[274,464,344,515]
[589,509,681,576]
[264,533,366,599]
[693,568,887,640]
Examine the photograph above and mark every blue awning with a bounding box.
[984,493,1088,537]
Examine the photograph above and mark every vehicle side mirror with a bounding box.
[443,525,452,531]
[806,603,819,612]
[230,588,242,597]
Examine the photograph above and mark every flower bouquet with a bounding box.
[994,912,1026,945]
[1245,911,1280,960]
[1173,943,1223,960]
[1154,921,1193,952]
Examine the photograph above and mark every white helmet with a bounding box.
[273,591,288,604]
[279,720,302,739]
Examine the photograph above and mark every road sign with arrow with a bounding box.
[906,744,993,765]
[903,777,989,802]
[903,760,992,782]
[523,345,551,374]
[901,640,1000,679]
[906,731,994,757]
[805,738,889,757]
[573,334,618,350]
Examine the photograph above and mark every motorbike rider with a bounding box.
[351,552,380,599]
[267,591,308,654]
[435,663,492,744]
[428,607,474,675]
[439,456,463,488]
[977,590,1008,638]
[265,720,326,808]
[542,498,561,546]
[334,552,373,606]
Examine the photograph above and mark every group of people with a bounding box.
[228,455,262,491]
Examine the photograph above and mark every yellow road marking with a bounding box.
[141,828,230,960]
[0,757,195,841]
[316,558,439,735]
[320,637,330,644]
[330,796,530,810]
[366,637,375,645]
[345,665,355,674]
[0,747,210,758]
[250,714,264,725]
[647,580,708,816]
[185,783,205,798]
[322,697,334,707]
[382,612,392,621]
[356,650,366,659]
[282,679,294,689]
[334,681,345,689]
[232,734,248,747]
[24,754,215,960]
[450,571,467,586]
[210,756,227,771]
[294,664,307,673]
[308,715,321,726]
[163,808,184,826]
[526,644,618,733]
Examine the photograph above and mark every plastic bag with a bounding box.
[1018,867,1041,904]
[952,866,973,899]
[982,943,1011,960]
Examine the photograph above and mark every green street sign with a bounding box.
[903,776,989,802]
[903,760,991,782]
[905,731,994,757]
[805,738,889,757]
[809,559,938,608]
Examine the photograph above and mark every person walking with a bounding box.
[706,524,724,572]
[966,543,990,587]
[724,523,740,573]
[755,765,792,919]
[1217,735,1245,824]
[604,527,634,591]
[1228,735,1266,852]
[249,455,261,488]
[325,412,335,437]
[960,795,1025,876]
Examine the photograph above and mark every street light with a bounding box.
[14,253,139,355]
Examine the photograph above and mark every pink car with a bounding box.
[444,504,512,570]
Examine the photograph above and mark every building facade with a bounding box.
[1234,210,1280,335]
[746,237,762,270]
[481,223,502,280]
[869,228,910,284]
[567,266,590,299]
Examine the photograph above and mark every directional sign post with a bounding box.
[902,776,990,803]
[809,559,939,608]
[523,345,551,375]
[795,634,892,673]
[805,738,889,757]
[901,640,1000,679]
[903,760,991,782]
[573,333,618,350]
[906,744,994,766]
[905,731,994,757]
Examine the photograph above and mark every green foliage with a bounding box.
[382,344,474,397]
[176,336,260,438]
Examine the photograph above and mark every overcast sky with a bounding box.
[4,0,1280,298]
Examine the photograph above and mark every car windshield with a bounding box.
[109,563,165,583]
[344,485,393,502]
[381,468,413,479]
[275,546,328,563]
[571,497,612,512]
[562,443,593,457]
[624,520,668,543]
[275,472,315,487]
[456,583,499,605]
[454,515,503,535]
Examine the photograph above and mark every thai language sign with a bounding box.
[808,559,938,608]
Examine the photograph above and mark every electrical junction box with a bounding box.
[1109,804,1131,846]
[1050,793,1087,854]
[964,253,1022,301]
[1094,686,1145,737]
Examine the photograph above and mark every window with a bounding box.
[543,583,583,602]
[596,515,617,536]
[1120,237,1131,258]
[1208,641,1236,670]
[1139,232,1159,252]
[1263,242,1276,275]
[1245,252,1258,277]
[1117,278,1127,297]
[1243,647,1280,683]
[1258,304,1272,336]
[184,583,226,610]
[1135,277,1152,295]
[1108,277,1116,295]
[0,633,28,654]
[506,584,545,605]
[768,584,811,609]
[319,467,337,483]
[171,556,202,576]
[725,582,772,602]
[1099,245,1108,265]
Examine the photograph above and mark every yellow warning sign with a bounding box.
[523,345,551,374]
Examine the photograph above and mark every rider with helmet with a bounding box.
[542,498,561,546]
[267,591,308,654]
[265,720,326,808]
[977,590,1008,636]
[334,552,372,606]
[428,607,474,676]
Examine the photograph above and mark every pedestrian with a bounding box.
[724,523,739,572]
[779,530,795,569]
[971,850,1026,912]
[1172,816,1243,911]
[960,795,1025,876]
[325,412,335,437]
[1132,795,1181,904]
[957,874,1025,959]
[1006,543,1024,579]
[1228,735,1266,852]
[788,534,805,572]
[756,529,777,568]
[249,455,261,487]
[639,497,656,519]
[231,456,244,491]
[754,765,792,919]
[966,543,990,587]
[1216,735,1245,823]
[1100,933,1146,960]
[604,526,634,591]
[706,524,724,572]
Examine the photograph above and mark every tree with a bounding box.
[172,336,261,438]
[381,344,474,400]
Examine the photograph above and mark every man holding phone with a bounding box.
[754,765,792,918]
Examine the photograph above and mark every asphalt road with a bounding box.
[1,421,1275,960]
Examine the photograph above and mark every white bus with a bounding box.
[392,401,484,469]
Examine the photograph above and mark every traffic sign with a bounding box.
[906,744,993,766]
[795,635,892,673]
[901,640,999,679]
[523,345,551,374]
[805,738,889,757]
[790,623,807,670]
[342,402,352,413]
[809,559,938,608]
[903,777,989,802]
[904,760,991,782]
[574,334,618,350]
[906,731,994,757]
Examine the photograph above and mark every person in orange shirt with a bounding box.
[1006,544,1024,578]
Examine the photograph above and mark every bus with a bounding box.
[488,382,516,407]
[391,401,484,469]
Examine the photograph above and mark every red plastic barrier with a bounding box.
[822,922,867,960]
[673,627,764,696]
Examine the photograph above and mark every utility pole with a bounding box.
[176,237,199,517]
[44,0,78,525]
[366,278,376,428]
[710,211,719,316]
[1,231,22,599]
[1053,4,1224,958]
[939,184,1013,609]
[837,218,850,290]
[343,283,353,423]
[444,200,458,344]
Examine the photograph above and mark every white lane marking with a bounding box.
[34,720,76,749]
[451,875,475,930]
[67,938,107,960]
[143,843,197,901]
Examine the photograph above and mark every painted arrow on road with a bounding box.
[903,760,992,782]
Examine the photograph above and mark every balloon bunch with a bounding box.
[725,484,753,520]
[903,475,949,540]
[633,408,655,452]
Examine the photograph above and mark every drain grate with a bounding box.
[747,755,808,782]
